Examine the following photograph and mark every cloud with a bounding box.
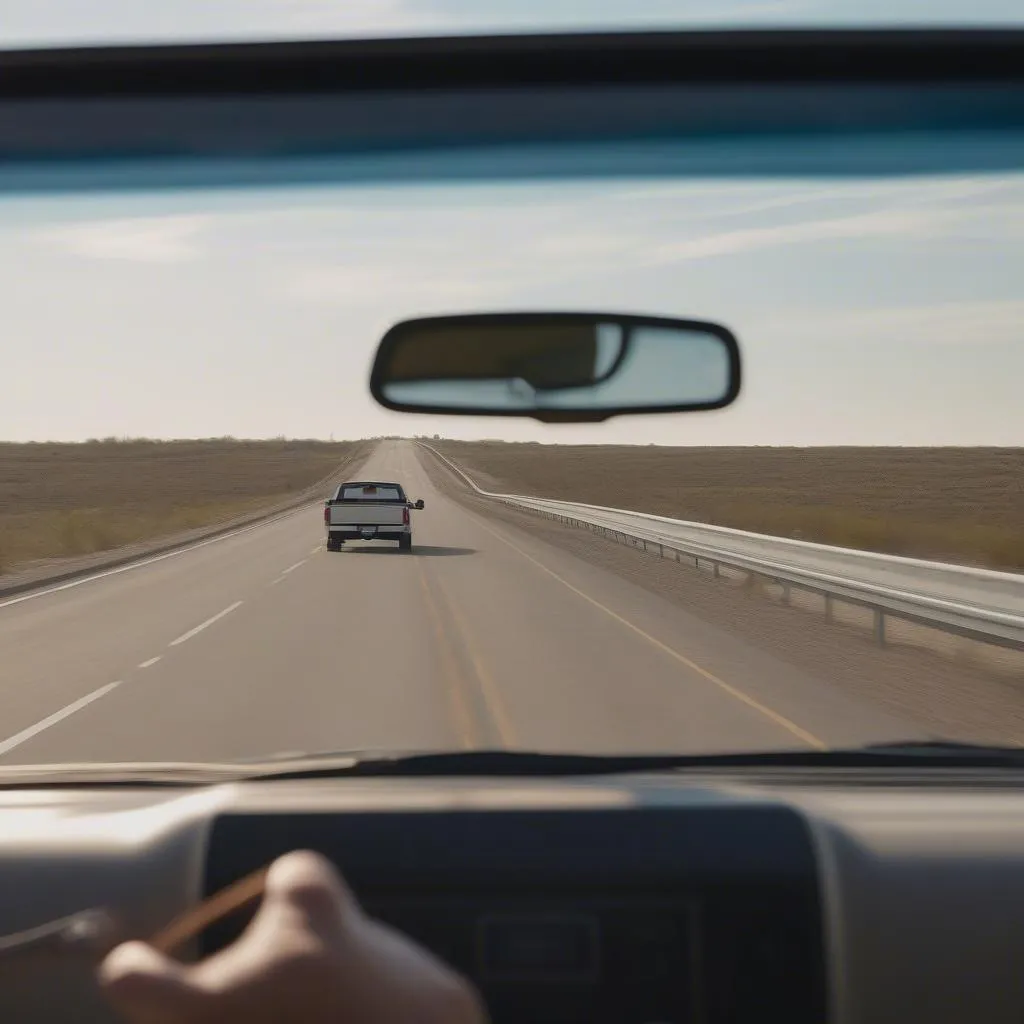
[33,215,207,264]
[760,300,1024,348]
[681,178,1012,220]
[606,177,1023,250]
[642,202,1024,264]
[285,264,493,308]
[280,202,650,308]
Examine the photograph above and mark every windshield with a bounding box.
[0,153,1022,765]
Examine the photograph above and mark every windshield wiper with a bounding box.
[235,744,1024,780]
[861,740,1024,757]
[3,743,1024,788]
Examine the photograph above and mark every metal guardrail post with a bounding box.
[874,608,887,646]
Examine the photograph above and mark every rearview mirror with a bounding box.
[369,313,740,423]
[414,499,425,510]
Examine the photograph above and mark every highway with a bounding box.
[0,440,928,765]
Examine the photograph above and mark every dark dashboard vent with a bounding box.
[203,806,826,1024]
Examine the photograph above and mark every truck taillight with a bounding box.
[403,507,410,525]
[324,505,330,523]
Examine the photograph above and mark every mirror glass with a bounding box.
[371,314,739,422]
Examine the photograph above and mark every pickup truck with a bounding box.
[323,481,425,551]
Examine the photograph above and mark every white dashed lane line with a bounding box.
[168,601,243,648]
[0,592,252,757]
[272,556,312,585]
[1,545,315,756]
[0,681,122,756]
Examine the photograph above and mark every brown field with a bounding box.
[431,442,1024,572]
[0,438,367,576]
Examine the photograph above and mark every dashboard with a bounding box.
[2,770,1024,1022]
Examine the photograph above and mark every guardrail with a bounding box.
[419,443,1024,651]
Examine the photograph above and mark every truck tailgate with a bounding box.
[329,505,406,526]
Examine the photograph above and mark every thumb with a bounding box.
[99,940,202,1024]
[260,849,356,938]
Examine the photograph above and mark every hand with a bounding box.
[98,850,487,1024]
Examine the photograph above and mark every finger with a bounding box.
[261,850,359,938]
[99,941,202,1024]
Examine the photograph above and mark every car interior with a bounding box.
[1,23,1023,1024]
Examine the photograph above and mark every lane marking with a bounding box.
[138,656,162,669]
[0,503,325,612]
[270,558,309,586]
[310,546,323,556]
[432,575,517,747]
[417,566,477,748]
[0,682,121,756]
[470,517,826,750]
[168,601,243,648]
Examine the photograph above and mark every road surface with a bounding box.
[0,440,926,764]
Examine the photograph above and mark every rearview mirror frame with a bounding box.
[369,312,741,423]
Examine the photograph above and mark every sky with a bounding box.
[2,0,1022,48]
[1,172,1022,446]
[1,1,1022,447]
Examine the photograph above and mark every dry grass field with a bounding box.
[0,438,367,576]
[431,442,1024,572]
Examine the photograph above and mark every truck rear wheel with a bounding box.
[399,534,412,551]
[327,536,341,552]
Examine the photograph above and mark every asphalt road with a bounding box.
[0,440,927,764]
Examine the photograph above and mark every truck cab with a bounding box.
[324,481,425,551]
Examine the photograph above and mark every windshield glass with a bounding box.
[0,161,1021,764]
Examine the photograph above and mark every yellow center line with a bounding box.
[469,515,826,751]
[431,575,517,749]
[417,564,477,749]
